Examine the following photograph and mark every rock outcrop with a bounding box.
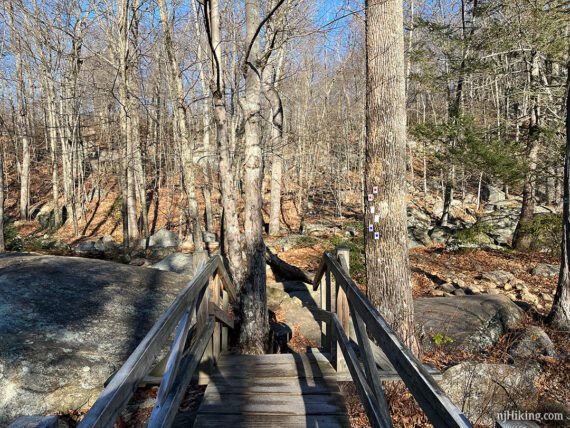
[0,253,187,424]
[414,295,523,352]
[439,362,539,426]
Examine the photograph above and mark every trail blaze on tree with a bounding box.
[365,0,420,354]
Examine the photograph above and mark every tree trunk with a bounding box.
[547,53,570,330]
[14,41,30,220]
[239,0,268,353]
[207,0,245,285]
[365,0,420,354]
[262,51,285,236]
[513,52,541,251]
[158,0,204,250]
[0,144,4,252]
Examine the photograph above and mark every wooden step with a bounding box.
[203,376,340,395]
[199,392,348,415]
[194,353,350,428]
[194,414,351,427]
[211,361,334,379]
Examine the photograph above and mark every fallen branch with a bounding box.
[264,247,313,284]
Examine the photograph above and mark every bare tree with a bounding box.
[158,0,204,251]
[365,0,420,354]
[548,50,570,330]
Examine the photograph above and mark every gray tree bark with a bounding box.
[239,0,268,353]
[547,51,570,330]
[206,0,245,285]
[513,52,541,251]
[365,0,420,355]
[158,0,204,250]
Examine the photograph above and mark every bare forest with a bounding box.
[0,0,569,426]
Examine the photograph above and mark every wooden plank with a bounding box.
[320,272,329,350]
[324,253,472,428]
[203,377,340,395]
[211,275,221,361]
[312,256,328,291]
[348,301,392,427]
[211,363,335,379]
[332,315,392,428]
[78,257,220,428]
[214,256,237,302]
[198,392,348,415]
[221,289,229,351]
[336,368,443,382]
[147,319,215,428]
[194,414,351,427]
[216,352,331,365]
[156,305,196,406]
[208,301,234,329]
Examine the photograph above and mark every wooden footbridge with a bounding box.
[78,249,473,428]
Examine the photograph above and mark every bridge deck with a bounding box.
[194,351,351,427]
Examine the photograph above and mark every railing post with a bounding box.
[221,287,229,352]
[195,252,211,384]
[335,246,350,374]
[211,273,221,362]
[320,268,333,352]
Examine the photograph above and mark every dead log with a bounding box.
[264,247,313,284]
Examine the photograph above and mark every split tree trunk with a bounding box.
[365,0,420,355]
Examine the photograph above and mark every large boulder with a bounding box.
[147,229,179,248]
[531,263,558,278]
[439,362,539,426]
[414,295,523,352]
[508,326,556,361]
[150,252,194,276]
[0,253,188,424]
[478,207,520,245]
[483,184,506,203]
[408,227,432,248]
[72,236,117,257]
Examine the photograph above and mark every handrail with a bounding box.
[314,250,472,428]
[79,255,237,428]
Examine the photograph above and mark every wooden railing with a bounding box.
[79,255,236,428]
[313,248,473,428]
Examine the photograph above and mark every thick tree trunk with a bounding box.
[547,59,570,330]
[365,0,420,355]
[239,0,268,353]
